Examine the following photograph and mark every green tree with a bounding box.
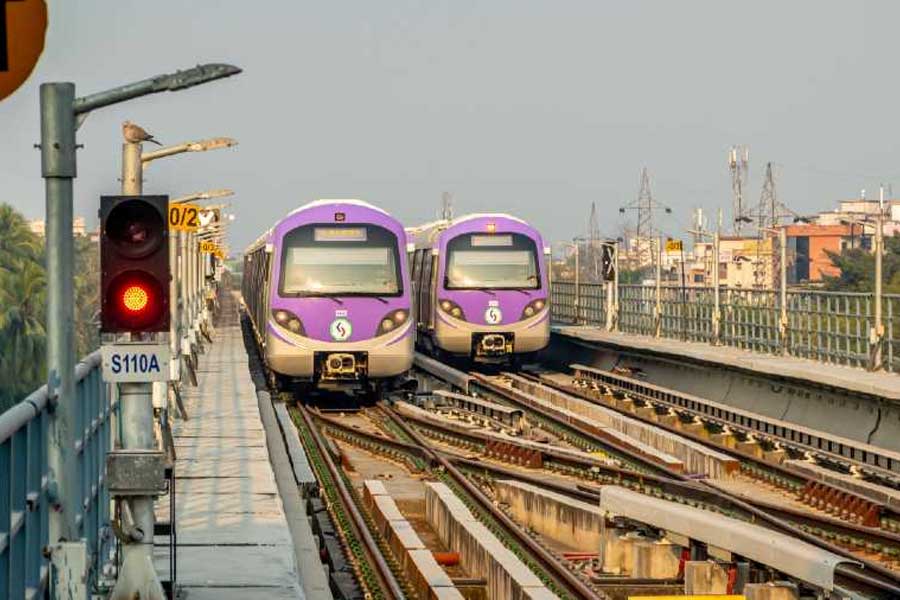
[0,204,101,413]
[824,233,900,293]
[0,260,47,400]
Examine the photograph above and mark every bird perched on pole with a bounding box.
[122,120,162,145]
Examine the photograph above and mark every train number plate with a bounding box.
[101,344,171,382]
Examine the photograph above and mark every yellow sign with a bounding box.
[199,240,219,254]
[0,0,48,102]
[665,239,683,252]
[168,204,200,231]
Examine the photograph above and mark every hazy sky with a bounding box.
[2,1,900,251]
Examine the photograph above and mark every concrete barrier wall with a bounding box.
[493,479,602,552]
[364,481,463,600]
[424,482,558,600]
[506,373,737,478]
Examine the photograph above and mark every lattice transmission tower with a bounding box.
[619,167,670,270]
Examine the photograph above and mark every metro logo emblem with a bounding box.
[329,317,353,341]
[484,306,503,325]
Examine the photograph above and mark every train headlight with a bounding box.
[520,298,547,320]
[376,309,409,336]
[438,298,466,322]
[272,309,305,336]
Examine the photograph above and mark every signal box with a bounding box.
[100,195,170,333]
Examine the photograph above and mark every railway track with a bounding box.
[272,349,900,599]
[410,355,900,598]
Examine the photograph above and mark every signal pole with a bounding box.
[40,66,239,599]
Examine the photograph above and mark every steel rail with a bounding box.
[379,403,604,600]
[465,372,900,593]
[570,364,900,484]
[296,404,406,600]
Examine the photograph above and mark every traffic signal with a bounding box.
[601,243,616,282]
[100,195,170,333]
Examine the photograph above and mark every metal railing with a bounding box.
[0,351,117,599]
[551,281,900,373]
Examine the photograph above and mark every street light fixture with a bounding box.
[142,137,238,163]
[171,188,234,205]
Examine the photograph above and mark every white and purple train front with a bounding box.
[243,200,413,391]
[408,214,550,363]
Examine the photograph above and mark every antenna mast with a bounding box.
[729,145,750,235]
[440,191,453,221]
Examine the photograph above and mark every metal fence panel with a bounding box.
[550,280,900,373]
[1,351,117,599]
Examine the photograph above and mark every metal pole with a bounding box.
[779,227,788,355]
[873,196,885,370]
[41,83,81,549]
[712,211,721,345]
[573,242,580,324]
[110,141,165,600]
[679,244,687,340]
[611,242,619,331]
[655,237,662,337]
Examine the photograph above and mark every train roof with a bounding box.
[286,198,389,217]
[406,213,535,248]
[245,199,394,255]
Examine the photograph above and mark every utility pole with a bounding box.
[654,237,662,337]
[588,202,601,281]
[572,241,580,324]
[712,208,722,345]
[729,145,749,235]
[873,186,885,370]
[779,226,787,353]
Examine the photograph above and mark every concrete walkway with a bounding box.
[154,325,303,599]
[553,326,900,401]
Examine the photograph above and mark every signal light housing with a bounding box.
[101,195,170,333]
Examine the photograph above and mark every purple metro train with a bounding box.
[407,213,550,364]
[243,200,414,394]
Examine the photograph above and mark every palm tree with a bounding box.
[0,258,47,408]
[0,204,41,264]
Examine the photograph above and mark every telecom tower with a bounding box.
[729,145,750,235]
[620,167,669,269]
[440,191,453,221]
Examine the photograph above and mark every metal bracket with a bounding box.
[107,450,167,496]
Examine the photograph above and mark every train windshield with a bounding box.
[445,232,540,290]
[280,224,402,296]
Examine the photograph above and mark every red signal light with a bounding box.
[122,284,150,313]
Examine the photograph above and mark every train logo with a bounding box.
[329,317,353,341]
[484,306,503,325]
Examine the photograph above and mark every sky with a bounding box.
[2,1,900,252]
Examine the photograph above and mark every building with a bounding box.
[783,223,851,284]
[689,236,775,288]
[28,216,87,237]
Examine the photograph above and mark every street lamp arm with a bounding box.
[73,63,241,115]
[142,138,237,164]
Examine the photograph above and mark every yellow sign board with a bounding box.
[168,204,200,231]
[665,239,683,252]
[199,240,219,254]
